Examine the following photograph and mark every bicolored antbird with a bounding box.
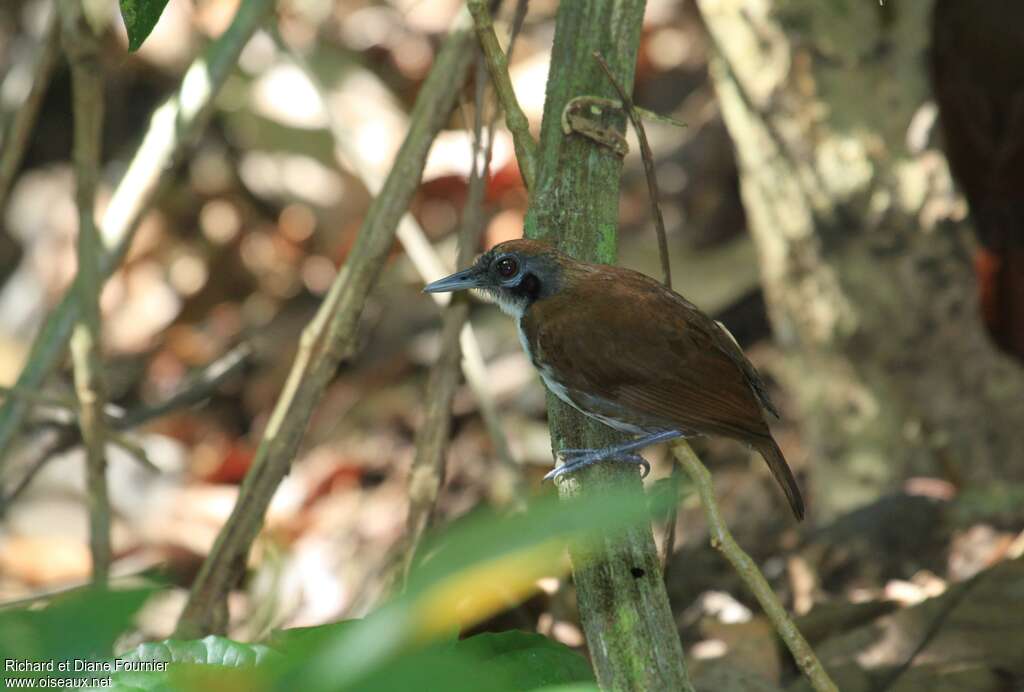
[424,238,804,520]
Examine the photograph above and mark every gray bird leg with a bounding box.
[544,430,683,481]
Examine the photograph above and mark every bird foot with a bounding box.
[544,448,651,482]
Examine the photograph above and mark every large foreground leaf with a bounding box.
[98,636,277,692]
[0,586,153,664]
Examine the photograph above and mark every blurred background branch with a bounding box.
[0,10,59,212]
[399,0,533,587]
[0,342,252,511]
[174,10,478,638]
[59,0,111,585]
[467,0,536,191]
[267,19,523,509]
[673,441,836,691]
[400,71,491,586]
[0,0,277,478]
[0,0,1022,689]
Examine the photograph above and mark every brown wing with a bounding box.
[523,265,772,442]
[523,262,804,519]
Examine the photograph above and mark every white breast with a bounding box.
[515,316,570,404]
[515,317,533,362]
[537,366,575,408]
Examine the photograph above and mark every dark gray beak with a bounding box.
[423,267,484,293]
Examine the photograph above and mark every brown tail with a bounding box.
[755,438,804,520]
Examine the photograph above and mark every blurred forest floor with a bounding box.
[1,1,1022,690]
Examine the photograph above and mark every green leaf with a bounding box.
[268,620,365,653]
[119,0,171,52]
[99,636,279,692]
[276,489,665,691]
[119,635,279,666]
[93,630,588,692]
[27,490,658,691]
[0,586,154,664]
[101,663,261,692]
[307,636,590,692]
[455,631,595,690]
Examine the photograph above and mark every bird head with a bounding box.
[423,239,566,317]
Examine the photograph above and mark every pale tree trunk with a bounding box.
[696,0,1024,514]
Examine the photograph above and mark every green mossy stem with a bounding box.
[519,0,694,689]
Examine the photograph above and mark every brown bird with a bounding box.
[424,239,804,519]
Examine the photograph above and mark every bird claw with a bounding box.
[544,450,651,482]
[552,448,597,466]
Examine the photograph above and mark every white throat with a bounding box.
[492,290,526,318]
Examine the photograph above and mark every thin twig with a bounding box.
[593,51,671,289]
[0,427,142,516]
[106,432,160,474]
[0,385,128,427]
[400,1,531,554]
[466,0,537,191]
[401,52,495,587]
[59,0,111,586]
[402,301,469,583]
[0,11,61,212]
[115,342,253,429]
[659,462,683,569]
[561,96,686,135]
[593,50,682,571]
[0,342,252,511]
[507,0,529,58]
[174,12,478,639]
[1,446,57,512]
[267,27,522,500]
[0,386,77,411]
[672,440,837,692]
[0,0,277,479]
[444,0,529,507]
[0,385,127,421]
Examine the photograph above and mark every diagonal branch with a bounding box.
[173,11,478,639]
[672,441,837,692]
[593,51,672,289]
[0,343,252,511]
[401,50,506,586]
[466,0,537,191]
[115,342,253,429]
[267,26,521,503]
[399,0,532,578]
[0,11,61,212]
[0,0,277,478]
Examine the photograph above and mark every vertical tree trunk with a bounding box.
[697,0,1024,514]
[524,2,693,690]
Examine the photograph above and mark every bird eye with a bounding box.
[496,257,518,278]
